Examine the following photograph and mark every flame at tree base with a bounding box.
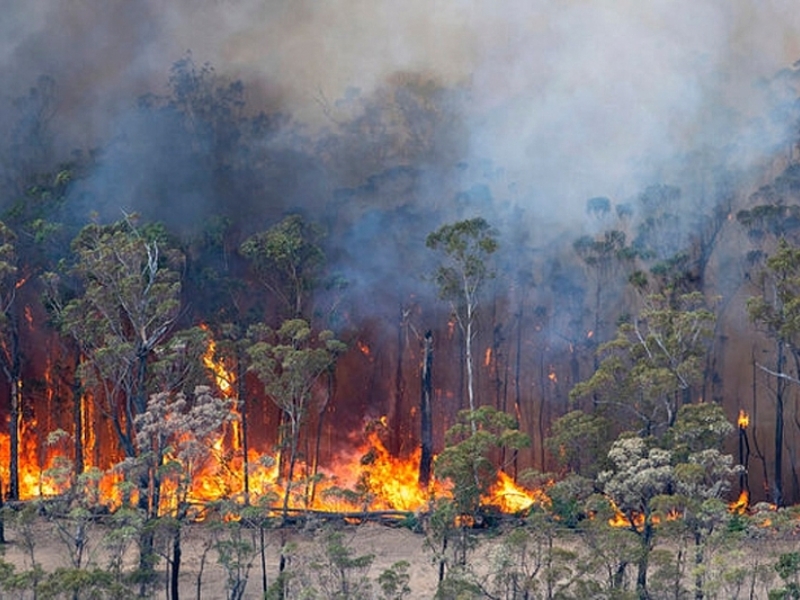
[0,425,546,520]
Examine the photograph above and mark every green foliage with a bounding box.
[748,237,800,345]
[426,217,498,305]
[571,292,715,437]
[770,552,800,600]
[434,571,483,600]
[307,530,375,600]
[46,216,184,462]
[240,214,326,319]
[435,406,530,517]
[546,410,612,479]
[665,402,734,458]
[247,318,345,515]
[377,560,412,600]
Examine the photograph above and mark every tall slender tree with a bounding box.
[0,222,22,499]
[426,217,498,431]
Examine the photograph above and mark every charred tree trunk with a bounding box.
[513,307,522,478]
[171,522,182,600]
[636,519,654,600]
[694,530,703,600]
[2,321,21,500]
[72,348,84,479]
[419,330,433,488]
[237,360,250,503]
[310,370,334,506]
[392,305,407,455]
[0,478,5,544]
[8,376,21,500]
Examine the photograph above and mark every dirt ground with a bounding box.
[0,517,441,599]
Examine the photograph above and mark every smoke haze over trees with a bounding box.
[4,0,800,508]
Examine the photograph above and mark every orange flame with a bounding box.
[486,471,547,513]
[738,410,749,429]
[729,490,748,515]
[484,347,492,367]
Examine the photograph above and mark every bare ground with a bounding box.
[0,516,440,599]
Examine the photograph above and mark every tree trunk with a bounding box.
[0,478,5,544]
[774,340,786,506]
[171,524,182,600]
[636,521,653,600]
[237,359,250,503]
[419,330,433,487]
[694,529,703,600]
[9,376,20,500]
[72,348,84,480]
[281,414,300,521]
[259,524,268,597]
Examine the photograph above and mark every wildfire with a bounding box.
[357,340,371,357]
[486,471,548,514]
[729,490,749,515]
[738,410,749,429]
[484,347,492,367]
[201,332,235,395]
[548,368,557,384]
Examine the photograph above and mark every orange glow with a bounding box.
[484,347,492,367]
[201,330,235,396]
[357,340,371,357]
[729,490,748,515]
[548,368,557,384]
[738,410,749,429]
[485,471,547,513]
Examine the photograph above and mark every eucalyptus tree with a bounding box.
[744,238,800,507]
[39,217,185,593]
[599,435,674,600]
[246,318,345,519]
[426,217,498,431]
[662,403,740,600]
[135,385,234,600]
[240,214,326,321]
[571,291,715,437]
[736,202,800,506]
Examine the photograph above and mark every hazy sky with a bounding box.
[3,1,800,213]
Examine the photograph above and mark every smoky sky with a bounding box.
[2,0,800,229]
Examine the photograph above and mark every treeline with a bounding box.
[0,52,799,518]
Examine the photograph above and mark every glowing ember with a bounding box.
[484,347,492,367]
[357,340,371,357]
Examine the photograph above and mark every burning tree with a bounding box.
[246,318,346,519]
[0,221,22,500]
[599,436,674,600]
[43,216,183,588]
[134,385,235,600]
[744,237,800,507]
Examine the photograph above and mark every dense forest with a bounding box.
[4,2,800,598]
